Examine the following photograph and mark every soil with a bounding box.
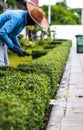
[43,105,52,130]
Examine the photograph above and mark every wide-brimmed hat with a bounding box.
[26,1,49,29]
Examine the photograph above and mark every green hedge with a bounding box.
[44,44,56,49]
[0,40,71,130]
[18,41,71,95]
[31,50,47,59]
[0,68,51,130]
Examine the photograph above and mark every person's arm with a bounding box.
[0,16,19,48]
[10,35,21,47]
[0,16,29,56]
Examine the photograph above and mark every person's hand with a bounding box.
[21,49,31,56]
[9,46,30,57]
[9,46,25,57]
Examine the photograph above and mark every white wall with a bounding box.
[51,25,83,42]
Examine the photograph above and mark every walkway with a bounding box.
[46,41,83,130]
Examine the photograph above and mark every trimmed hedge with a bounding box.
[0,68,51,130]
[44,44,56,49]
[0,40,71,130]
[31,50,47,59]
[17,41,71,96]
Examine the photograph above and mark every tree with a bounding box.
[6,0,16,8]
[16,0,26,10]
[42,2,81,25]
[0,4,3,14]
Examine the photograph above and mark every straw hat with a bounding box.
[26,1,49,29]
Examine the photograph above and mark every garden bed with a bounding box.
[0,40,71,130]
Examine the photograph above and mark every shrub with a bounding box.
[44,44,56,49]
[37,39,51,46]
[17,41,71,96]
[31,50,47,59]
[51,41,62,44]
[0,40,71,130]
[18,34,24,40]
[0,67,51,130]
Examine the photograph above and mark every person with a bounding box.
[0,1,49,66]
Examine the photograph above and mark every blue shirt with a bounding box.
[0,10,28,48]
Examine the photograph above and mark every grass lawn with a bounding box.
[8,43,48,67]
[8,54,32,67]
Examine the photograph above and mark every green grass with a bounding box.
[8,40,56,67]
[8,45,44,67]
[9,54,32,67]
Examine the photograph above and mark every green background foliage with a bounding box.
[42,2,81,25]
[0,1,81,24]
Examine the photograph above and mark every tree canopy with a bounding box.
[0,1,81,25]
[42,2,81,25]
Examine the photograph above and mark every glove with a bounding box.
[21,49,30,56]
[9,46,25,57]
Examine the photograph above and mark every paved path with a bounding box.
[46,41,83,130]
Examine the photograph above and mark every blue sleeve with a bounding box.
[10,35,21,47]
[0,17,19,48]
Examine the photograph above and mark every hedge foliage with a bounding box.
[0,40,71,130]
[18,41,71,95]
[0,68,50,130]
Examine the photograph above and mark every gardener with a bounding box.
[0,1,49,66]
